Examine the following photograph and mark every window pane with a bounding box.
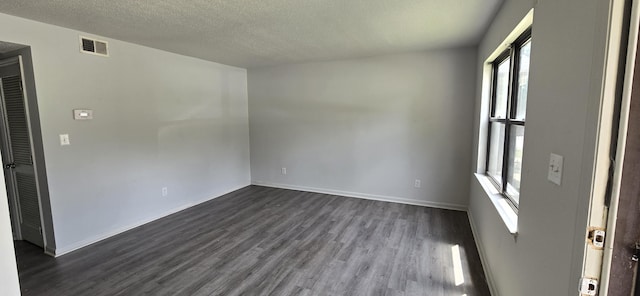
[493,58,511,118]
[488,122,505,184]
[514,41,531,120]
[506,125,525,204]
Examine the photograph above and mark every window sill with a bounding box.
[474,173,519,235]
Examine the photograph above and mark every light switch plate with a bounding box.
[548,153,563,185]
[59,134,70,146]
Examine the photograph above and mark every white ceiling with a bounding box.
[0,0,503,68]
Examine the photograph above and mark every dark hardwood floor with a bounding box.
[14,186,490,296]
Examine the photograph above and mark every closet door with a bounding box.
[0,58,43,247]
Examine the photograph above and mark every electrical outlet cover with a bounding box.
[59,134,70,146]
[548,153,563,185]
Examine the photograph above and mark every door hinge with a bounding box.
[38,227,42,234]
[579,277,599,295]
[587,228,606,249]
[19,80,23,91]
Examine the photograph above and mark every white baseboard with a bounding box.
[251,181,467,211]
[53,184,249,257]
[467,210,498,296]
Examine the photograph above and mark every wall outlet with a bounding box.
[281,167,287,175]
[59,134,70,146]
[548,153,563,185]
[161,187,168,197]
[414,179,421,188]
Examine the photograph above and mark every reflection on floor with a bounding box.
[14,185,491,296]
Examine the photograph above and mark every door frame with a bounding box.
[0,55,49,253]
[600,0,640,293]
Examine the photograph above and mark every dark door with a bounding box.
[0,57,43,248]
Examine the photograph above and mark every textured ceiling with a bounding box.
[0,0,502,68]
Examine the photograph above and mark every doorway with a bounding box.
[0,57,44,248]
[605,72,640,295]
[604,12,640,294]
[599,0,640,294]
[0,41,55,256]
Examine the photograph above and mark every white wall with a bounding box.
[249,49,477,209]
[0,164,20,295]
[0,13,251,254]
[469,0,613,295]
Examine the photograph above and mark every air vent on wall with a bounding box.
[79,36,108,57]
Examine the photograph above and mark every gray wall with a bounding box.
[469,0,613,295]
[0,13,251,254]
[0,165,20,295]
[249,49,477,209]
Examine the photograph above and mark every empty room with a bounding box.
[1,0,639,295]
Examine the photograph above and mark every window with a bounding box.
[486,29,531,209]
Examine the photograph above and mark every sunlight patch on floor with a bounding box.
[451,244,465,286]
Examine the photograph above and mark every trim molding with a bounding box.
[44,246,56,257]
[53,184,249,257]
[252,180,467,211]
[467,210,498,296]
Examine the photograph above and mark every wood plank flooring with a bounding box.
[14,185,490,296]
